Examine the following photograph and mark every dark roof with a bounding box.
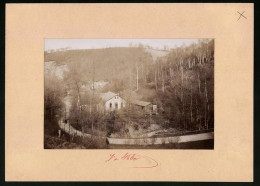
[131,100,152,107]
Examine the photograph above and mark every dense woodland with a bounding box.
[44,39,214,142]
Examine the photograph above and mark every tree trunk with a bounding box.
[162,70,165,92]
[198,73,201,95]
[91,60,95,133]
[136,65,139,91]
[190,84,193,125]
[129,71,132,90]
[155,69,157,90]
[181,66,184,102]
[196,97,200,130]
[205,78,208,129]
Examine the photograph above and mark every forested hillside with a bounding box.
[147,39,214,130]
[44,39,214,140]
[44,47,153,83]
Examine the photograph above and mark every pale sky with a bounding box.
[44,39,201,51]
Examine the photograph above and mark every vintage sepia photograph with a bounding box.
[44,39,214,149]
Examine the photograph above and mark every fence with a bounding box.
[58,118,214,146]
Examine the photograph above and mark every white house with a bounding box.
[99,92,126,111]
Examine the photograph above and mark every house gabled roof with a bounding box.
[131,100,152,107]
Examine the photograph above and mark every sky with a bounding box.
[44,39,200,51]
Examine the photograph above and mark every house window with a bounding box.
[110,103,112,108]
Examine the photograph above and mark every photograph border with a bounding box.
[3,1,256,183]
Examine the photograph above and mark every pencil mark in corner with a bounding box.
[237,11,247,21]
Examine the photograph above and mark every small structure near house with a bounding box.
[131,100,158,115]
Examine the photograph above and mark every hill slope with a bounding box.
[45,47,154,82]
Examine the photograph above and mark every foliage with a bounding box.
[45,39,214,138]
[44,72,65,138]
[44,73,65,119]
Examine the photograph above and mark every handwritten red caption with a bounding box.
[105,153,159,168]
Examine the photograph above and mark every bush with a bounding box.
[44,135,85,149]
[44,118,60,137]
